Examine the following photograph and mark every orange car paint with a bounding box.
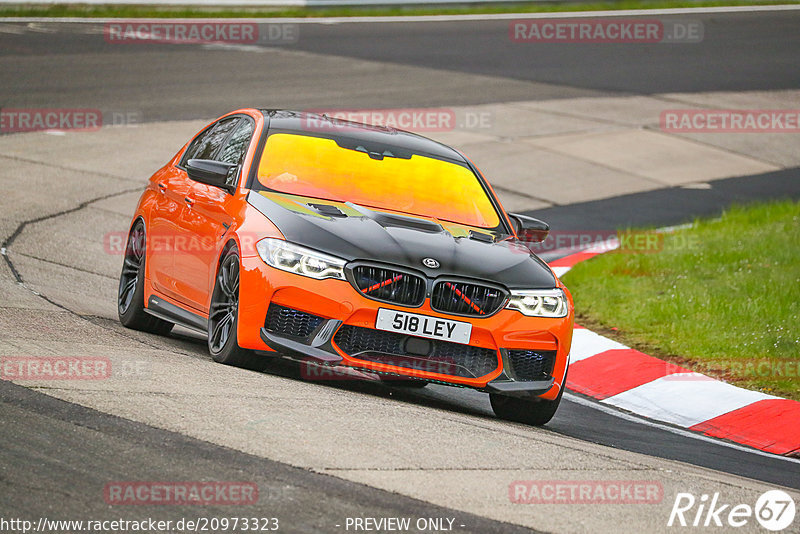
[129,108,573,400]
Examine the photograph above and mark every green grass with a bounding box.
[562,199,800,400]
[1,0,798,19]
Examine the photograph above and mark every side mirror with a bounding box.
[509,213,550,243]
[185,159,237,194]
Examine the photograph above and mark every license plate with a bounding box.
[375,308,472,345]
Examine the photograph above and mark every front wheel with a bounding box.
[490,373,566,426]
[208,245,263,370]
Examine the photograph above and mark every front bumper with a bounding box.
[259,324,555,397]
[238,255,572,400]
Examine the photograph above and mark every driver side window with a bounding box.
[218,119,255,167]
[181,117,240,166]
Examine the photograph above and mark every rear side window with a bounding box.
[182,117,240,164]
[218,119,255,166]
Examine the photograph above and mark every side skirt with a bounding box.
[145,295,208,335]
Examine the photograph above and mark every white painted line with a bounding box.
[601,373,778,428]
[547,241,617,261]
[202,43,273,53]
[568,327,629,363]
[658,222,696,232]
[585,238,619,254]
[2,5,800,24]
[564,392,800,464]
[551,266,571,278]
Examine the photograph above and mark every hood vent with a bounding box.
[346,202,443,233]
[306,203,347,218]
[373,212,443,233]
[468,230,495,243]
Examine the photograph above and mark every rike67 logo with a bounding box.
[668,490,796,531]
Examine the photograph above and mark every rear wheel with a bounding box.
[208,246,262,370]
[490,372,566,426]
[117,221,173,335]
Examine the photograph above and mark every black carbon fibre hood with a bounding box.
[248,191,556,289]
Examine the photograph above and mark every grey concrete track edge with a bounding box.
[3,4,800,24]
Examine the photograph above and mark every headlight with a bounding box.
[256,238,346,280]
[506,289,568,317]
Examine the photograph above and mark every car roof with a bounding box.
[258,109,467,163]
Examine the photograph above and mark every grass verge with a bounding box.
[562,199,800,400]
[0,0,799,19]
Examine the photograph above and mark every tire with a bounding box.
[118,220,174,336]
[490,370,567,426]
[208,245,263,370]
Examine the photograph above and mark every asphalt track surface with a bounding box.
[527,169,800,233]
[1,10,800,532]
[1,380,535,533]
[1,10,800,121]
[290,12,800,95]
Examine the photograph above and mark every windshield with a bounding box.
[255,133,501,229]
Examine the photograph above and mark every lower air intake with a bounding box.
[334,325,499,379]
[507,350,557,381]
[264,304,325,340]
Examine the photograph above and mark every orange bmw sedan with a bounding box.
[118,109,574,425]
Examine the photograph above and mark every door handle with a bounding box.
[157,182,167,193]
[184,197,195,207]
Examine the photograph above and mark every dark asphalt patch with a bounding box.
[0,379,538,534]
[525,167,800,231]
